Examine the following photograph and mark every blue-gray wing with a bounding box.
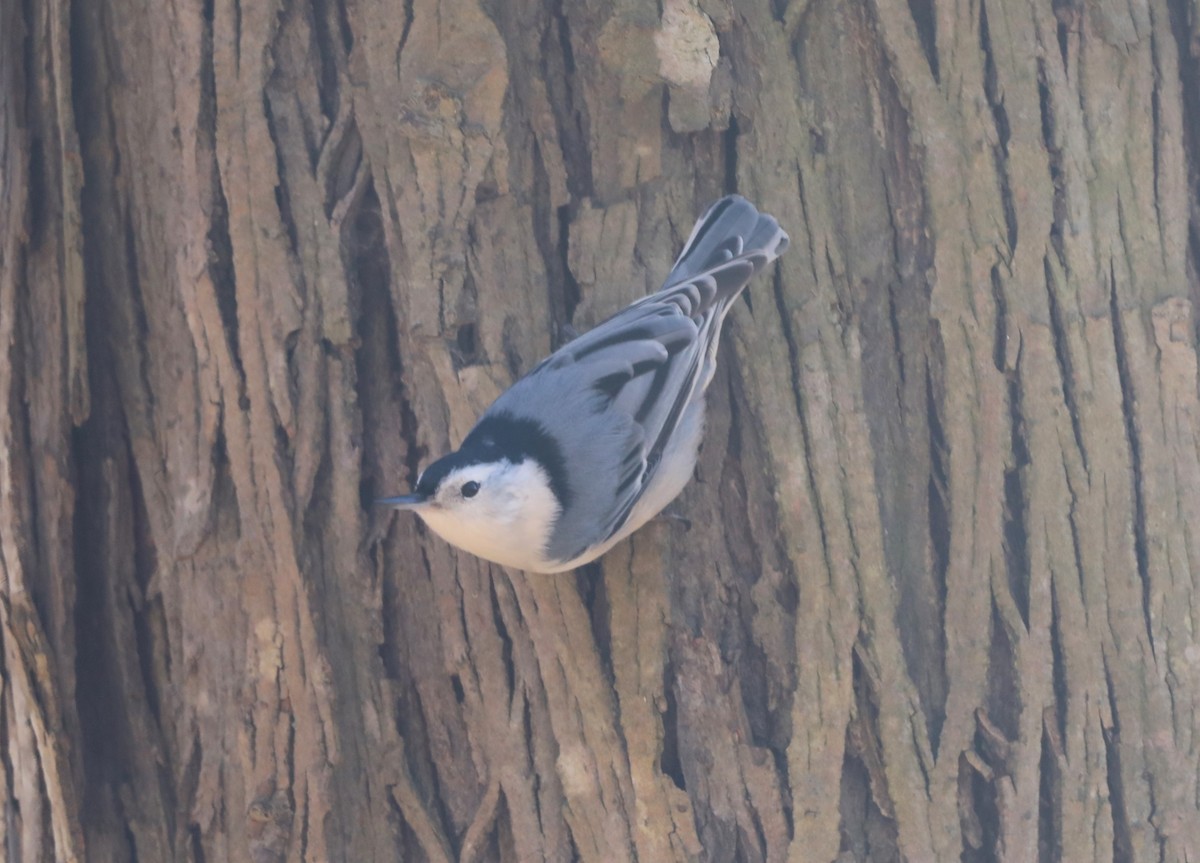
[531,196,789,553]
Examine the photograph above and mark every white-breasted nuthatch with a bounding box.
[379,195,789,572]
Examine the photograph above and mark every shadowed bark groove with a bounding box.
[1,0,1198,859]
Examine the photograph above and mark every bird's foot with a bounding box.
[654,506,692,531]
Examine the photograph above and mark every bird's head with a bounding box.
[377,414,570,571]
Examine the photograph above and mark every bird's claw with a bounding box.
[654,507,692,531]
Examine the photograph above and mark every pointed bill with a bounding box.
[376,493,429,509]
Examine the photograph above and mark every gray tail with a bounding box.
[663,195,789,296]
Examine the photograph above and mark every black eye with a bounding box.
[461,481,480,498]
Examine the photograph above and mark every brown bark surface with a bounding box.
[2,0,1200,859]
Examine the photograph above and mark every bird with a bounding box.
[379,195,789,573]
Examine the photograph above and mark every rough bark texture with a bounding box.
[2,0,1200,859]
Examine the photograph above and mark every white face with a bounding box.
[413,459,562,571]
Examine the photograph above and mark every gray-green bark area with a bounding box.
[2,0,1199,859]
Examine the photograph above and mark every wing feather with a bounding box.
[521,196,788,564]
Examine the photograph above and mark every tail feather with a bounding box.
[664,195,789,293]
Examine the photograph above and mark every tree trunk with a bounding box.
[3,0,1199,859]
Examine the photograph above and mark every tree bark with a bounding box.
[2,0,1199,860]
